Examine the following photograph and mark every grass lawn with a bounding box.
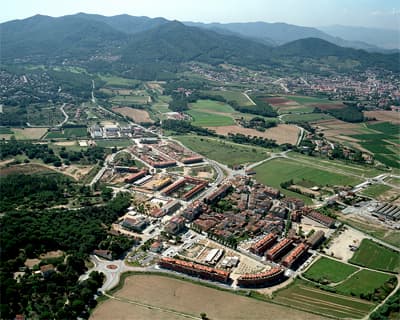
[360,184,392,198]
[174,135,270,167]
[254,158,361,202]
[349,239,400,272]
[274,279,374,319]
[151,103,170,114]
[187,110,235,127]
[46,127,88,139]
[304,257,359,283]
[334,270,396,298]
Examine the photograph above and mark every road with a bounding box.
[243,91,256,105]
[246,150,291,170]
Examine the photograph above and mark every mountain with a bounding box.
[1,14,398,74]
[184,21,384,52]
[0,14,127,60]
[72,13,169,34]
[320,25,400,50]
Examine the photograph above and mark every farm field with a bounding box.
[273,280,375,319]
[364,110,400,124]
[91,274,323,320]
[282,113,334,123]
[202,90,255,106]
[349,239,400,272]
[334,270,396,298]
[99,75,141,88]
[303,257,359,284]
[287,152,383,178]
[208,124,300,145]
[283,95,340,105]
[112,107,153,123]
[254,158,361,201]
[111,95,150,105]
[174,135,270,167]
[360,184,392,198]
[188,109,235,127]
[7,127,49,140]
[190,99,235,113]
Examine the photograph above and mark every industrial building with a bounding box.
[375,203,400,221]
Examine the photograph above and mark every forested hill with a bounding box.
[1,14,399,73]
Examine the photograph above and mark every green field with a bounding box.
[46,127,88,139]
[254,158,361,202]
[187,110,235,127]
[367,122,399,136]
[174,135,270,167]
[111,95,150,104]
[283,95,339,105]
[95,139,133,148]
[360,184,392,198]
[274,280,375,319]
[334,270,396,299]
[282,113,334,122]
[99,75,142,88]
[304,257,359,283]
[190,99,235,113]
[349,239,400,272]
[0,127,14,134]
[202,90,254,106]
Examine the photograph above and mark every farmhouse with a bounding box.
[159,257,231,283]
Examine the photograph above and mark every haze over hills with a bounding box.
[1,13,399,74]
[319,25,400,50]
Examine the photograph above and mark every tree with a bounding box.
[200,312,208,320]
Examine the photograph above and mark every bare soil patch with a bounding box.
[39,250,64,259]
[113,107,153,123]
[54,141,77,146]
[24,258,41,268]
[364,111,400,124]
[0,163,55,176]
[14,128,48,139]
[108,274,323,320]
[207,124,299,145]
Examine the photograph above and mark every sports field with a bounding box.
[303,257,359,283]
[46,127,88,139]
[91,274,323,320]
[274,280,375,319]
[349,239,400,272]
[174,135,270,167]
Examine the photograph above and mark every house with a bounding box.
[93,249,113,260]
[150,241,163,253]
[40,264,55,278]
[122,217,148,232]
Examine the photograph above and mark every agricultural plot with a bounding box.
[111,95,150,105]
[174,135,270,167]
[274,280,375,319]
[92,274,323,320]
[187,110,235,127]
[349,239,400,272]
[282,113,334,123]
[112,107,153,123]
[283,96,339,105]
[202,90,254,106]
[254,158,361,202]
[303,257,359,284]
[99,75,141,88]
[351,122,399,168]
[10,128,48,140]
[190,99,235,113]
[360,184,392,198]
[334,270,396,299]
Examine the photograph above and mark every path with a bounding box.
[243,91,256,105]
[57,103,68,127]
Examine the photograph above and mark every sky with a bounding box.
[1,0,399,29]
